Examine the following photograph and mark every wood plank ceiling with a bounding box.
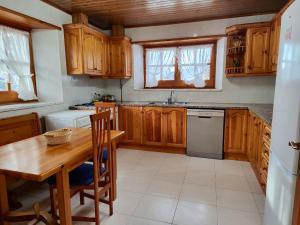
[42,0,288,30]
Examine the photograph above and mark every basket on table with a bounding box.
[44,128,73,145]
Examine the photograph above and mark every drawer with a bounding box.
[75,116,91,128]
[261,141,270,159]
[262,124,272,144]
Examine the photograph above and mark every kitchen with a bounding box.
[0,0,299,225]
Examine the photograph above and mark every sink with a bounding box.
[148,101,187,105]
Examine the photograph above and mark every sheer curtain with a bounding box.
[145,47,176,87]
[0,25,37,100]
[178,44,213,88]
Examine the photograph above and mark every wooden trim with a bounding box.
[0,6,61,31]
[40,0,72,15]
[277,0,295,18]
[0,32,38,105]
[143,40,217,89]
[293,175,300,225]
[132,34,224,45]
[118,144,186,154]
[124,11,279,29]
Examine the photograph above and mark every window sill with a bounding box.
[134,88,223,92]
[0,101,64,113]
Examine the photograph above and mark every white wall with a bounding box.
[104,14,276,104]
[0,0,107,118]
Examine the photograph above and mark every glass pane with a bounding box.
[0,78,7,91]
[180,66,195,81]
[195,65,210,80]
[162,49,176,65]
[10,74,19,91]
[161,66,175,80]
[147,66,161,80]
[147,50,161,66]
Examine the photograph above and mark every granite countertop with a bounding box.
[118,101,273,125]
[69,101,273,125]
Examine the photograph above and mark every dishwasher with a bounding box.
[187,109,225,159]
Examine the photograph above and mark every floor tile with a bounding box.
[128,217,170,225]
[156,170,186,184]
[217,189,258,212]
[216,174,251,192]
[252,193,266,213]
[184,171,215,187]
[102,213,131,225]
[147,180,182,199]
[246,177,264,194]
[114,191,143,215]
[217,207,262,225]
[117,176,152,193]
[133,195,178,223]
[173,200,217,225]
[187,157,215,172]
[180,183,216,205]
[215,160,244,176]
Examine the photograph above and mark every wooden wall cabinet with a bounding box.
[110,37,132,78]
[224,109,248,157]
[245,27,271,74]
[225,22,277,77]
[118,106,143,145]
[64,24,132,78]
[119,106,186,151]
[64,24,109,76]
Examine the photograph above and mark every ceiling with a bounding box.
[42,0,288,30]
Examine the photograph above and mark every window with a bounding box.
[0,25,37,104]
[144,42,216,89]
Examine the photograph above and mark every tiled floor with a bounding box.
[13,148,265,225]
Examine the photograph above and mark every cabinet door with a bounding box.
[83,31,96,74]
[163,108,187,148]
[269,18,281,72]
[110,39,123,77]
[245,27,270,74]
[247,112,255,162]
[93,35,105,75]
[143,107,163,146]
[64,28,83,74]
[252,117,263,172]
[224,109,248,154]
[118,106,143,145]
[124,40,132,77]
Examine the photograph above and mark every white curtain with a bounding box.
[178,44,213,88]
[145,47,176,87]
[0,25,37,101]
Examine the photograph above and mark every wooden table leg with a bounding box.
[56,168,72,225]
[0,174,9,225]
[111,141,117,201]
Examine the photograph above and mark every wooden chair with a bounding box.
[48,111,113,225]
[94,102,117,130]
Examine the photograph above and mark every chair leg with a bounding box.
[49,186,57,219]
[108,185,113,216]
[94,188,100,225]
[79,190,85,205]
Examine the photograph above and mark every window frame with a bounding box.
[0,30,37,105]
[143,40,217,89]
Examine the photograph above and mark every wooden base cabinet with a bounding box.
[118,106,143,145]
[119,106,186,152]
[224,109,248,158]
[247,111,271,192]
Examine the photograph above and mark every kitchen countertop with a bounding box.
[70,101,273,125]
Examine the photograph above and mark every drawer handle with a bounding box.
[289,141,300,151]
[198,116,212,119]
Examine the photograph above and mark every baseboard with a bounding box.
[118,144,186,154]
[224,153,249,161]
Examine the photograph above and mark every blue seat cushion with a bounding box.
[103,148,109,161]
[47,163,106,186]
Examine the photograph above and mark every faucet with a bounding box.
[168,91,175,104]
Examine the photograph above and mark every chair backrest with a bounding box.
[94,102,117,130]
[90,111,111,181]
[0,112,41,146]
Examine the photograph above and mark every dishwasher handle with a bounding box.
[198,116,212,119]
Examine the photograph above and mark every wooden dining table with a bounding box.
[0,128,124,225]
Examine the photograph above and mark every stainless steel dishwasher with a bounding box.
[187,109,225,159]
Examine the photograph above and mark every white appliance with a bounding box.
[187,109,224,159]
[264,1,300,225]
[45,110,95,131]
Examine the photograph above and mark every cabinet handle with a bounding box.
[289,141,300,151]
